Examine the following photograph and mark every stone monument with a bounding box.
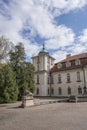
[22,90,34,108]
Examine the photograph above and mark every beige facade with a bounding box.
[32,47,87,97]
[50,69,85,97]
[32,45,55,96]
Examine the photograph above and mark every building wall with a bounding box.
[32,52,87,97]
[32,53,55,96]
[50,69,85,97]
[34,72,48,96]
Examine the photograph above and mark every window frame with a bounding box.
[68,87,71,95]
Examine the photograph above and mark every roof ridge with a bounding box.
[56,52,87,64]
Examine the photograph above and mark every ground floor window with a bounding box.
[78,86,82,94]
[58,87,62,95]
[48,88,50,95]
[36,87,39,95]
[51,87,54,95]
[68,87,71,95]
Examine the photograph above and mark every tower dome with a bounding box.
[39,43,49,55]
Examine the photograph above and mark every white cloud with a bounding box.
[0,0,87,61]
[45,25,75,49]
[78,29,87,43]
[43,0,87,16]
[52,50,67,62]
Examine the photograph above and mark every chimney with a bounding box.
[66,54,71,58]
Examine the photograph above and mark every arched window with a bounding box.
[58,87,62,95]
[78,86,82,94]
[68,87,71,95]
[66,62,71,67]
[36,88,39,95]
[47,76,50,84]
[58,74,62,83]
[48,88,50,95]
[75,59,81,65]
[51,87,54,95]
[67,73,71,83]
[51,75,54,84]
[36,74,39,84]
[57,63,62,69]
[77,72,81,82]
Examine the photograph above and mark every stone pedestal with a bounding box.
[22,96,34,108]
[22,90,34,108]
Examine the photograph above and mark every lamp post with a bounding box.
[82,67,87,95]
[49,72,51,97]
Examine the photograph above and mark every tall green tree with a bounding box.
[9,42,35,100]
[0,64,18,103]
[25,62,35,93]
[9,42,26,100]
[9,42,25,69]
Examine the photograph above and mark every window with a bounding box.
[36,74,39,84]
[47,57,50,64]
[67,73,71,83]
[58,87,62,95]
[36,88,39,95]
[75,59,81,65]
[51,60,54,65]
[58,74,62,83]
[48,88,50,95]
[37,56,40,64]
[66,62,71,68]
[51,75,54,84]
[68,87,71,95]
[78,86,82,94]
[77,72,81,82]
[57,63,62,69]
[47,65,50,71]
[47,76,50,84]
[51,88,54,95]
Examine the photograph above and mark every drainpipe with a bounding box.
[82,66,86,94]
[49,72,51,97]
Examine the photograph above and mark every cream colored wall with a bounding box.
[34,72,48,96]
[51,69,85,97]
[33,54,55,96]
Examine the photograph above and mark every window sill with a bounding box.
[67,81,71,83]
[76,80,81,82]
[36,83,40,84]
[58,82,62,84]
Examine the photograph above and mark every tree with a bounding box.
[9,42,26,100]
[0,36,13,63]
[25,62,35,93]
[0,64,18,103]
[9,42,25,69]
[9,43,35,100]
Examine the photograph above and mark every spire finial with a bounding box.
[43,43,45,51]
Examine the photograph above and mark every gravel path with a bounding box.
[0,102,87,130]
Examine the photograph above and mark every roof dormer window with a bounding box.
[75,59,81,65]
[66,61,71,68]
[57,63,62,69]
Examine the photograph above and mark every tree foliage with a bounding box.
[9,43,35,100]
[0,64,18,103]
[0,36,13,63]
[0,38,35,103]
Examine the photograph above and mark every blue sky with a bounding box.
[0,0,87,62]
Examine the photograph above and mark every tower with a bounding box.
[32,44,55,96]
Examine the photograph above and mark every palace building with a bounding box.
[32,44,87,97]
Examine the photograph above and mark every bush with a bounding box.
[68,95,78,102]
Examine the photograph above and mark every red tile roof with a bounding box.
[59,52,87,63]
[51,52,87,73]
